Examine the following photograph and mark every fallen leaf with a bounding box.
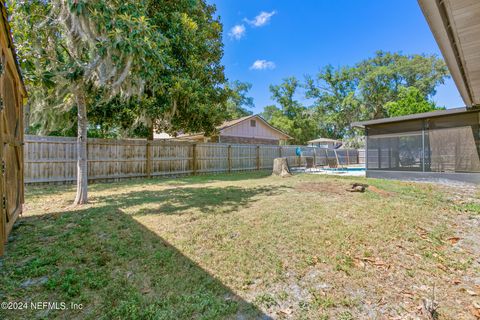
[278,308,292,315]
[470,306,480,319]
[400,290,415,298]
[437,264,448,272]
[416,227,428,239]
[446,237,461,245]
[373,259,391,269]
[467,289,478,296]
[353,258,365,268]
[452,279,461,285]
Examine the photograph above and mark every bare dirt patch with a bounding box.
[368,185,394,197]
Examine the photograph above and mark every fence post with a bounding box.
[227,145,232,173]
[313,148,316,167]
[346,149,350,166]
[192,143,197,175]
[146,140,152,178]
[256,145,260,170]
[279,146,282,158]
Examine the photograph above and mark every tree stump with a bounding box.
[272,158,292,177]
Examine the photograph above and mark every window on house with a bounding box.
[250,119,256,127]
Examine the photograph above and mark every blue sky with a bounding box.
[209,0,464,114]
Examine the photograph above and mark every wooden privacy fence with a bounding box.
[24,135,362,184]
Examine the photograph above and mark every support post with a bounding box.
[279,146,282,158]
[422,123,425,172]
[146,140,152,178]
[378,144,381,169]
[346,149,350,165]
[256,145,260,170]
[192,144,197,175]
[227,145,232,173]
[313,148,316,167]
[365,128,369,170]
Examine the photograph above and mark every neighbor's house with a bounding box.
[352,0,480,183]
[155,115,292,145]
[307,138,342,149]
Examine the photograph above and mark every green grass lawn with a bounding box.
[1,172,479,319]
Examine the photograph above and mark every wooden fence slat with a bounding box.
[192,144,197,175]
[23,135,362,184]
[146,141,152,178]
[228,145,232,173]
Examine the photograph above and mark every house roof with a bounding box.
[176,114,292,139]
[217,115,254,130]
[308,138,342,144]
[351,107,479,128]
[218,114,292,139]
[418,0,480,107]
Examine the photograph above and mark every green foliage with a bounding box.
[141,0,229,138]
[263,52,448,144]
[306,51,449,138]
[262,77,317,144]
[385,86,444,117]
[10,0,164,135]
[11,0,231,139]
[305,65,361,139]
[12,0,449,148]
[225,81,254,120]
[356,51,447,118]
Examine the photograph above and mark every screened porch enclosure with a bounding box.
[366,111,480,174]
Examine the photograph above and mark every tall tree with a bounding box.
[305,65,360,139]
[11,0,163,204]
[262,77,317,144]
[141,0,228,140]
[357,51,448,119]
[305,51,449,138]
[225,80,254,120]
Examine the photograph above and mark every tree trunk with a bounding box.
[74,85,88,205]
[148,120,154,141]
[272,157,291,177]
[24,103,31,134]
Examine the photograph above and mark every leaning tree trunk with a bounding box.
[74,85,88,205]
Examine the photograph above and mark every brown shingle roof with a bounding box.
[176,114,292,139]
[217,115,256,130]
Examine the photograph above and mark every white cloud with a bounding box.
[229,24,246,40]
[250,60,276,70]
[246,11,276,27]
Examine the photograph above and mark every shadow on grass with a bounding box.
[25,171,274,197]
[94,185,284,216]
[0,205,268,319]
[90,171,274,192]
